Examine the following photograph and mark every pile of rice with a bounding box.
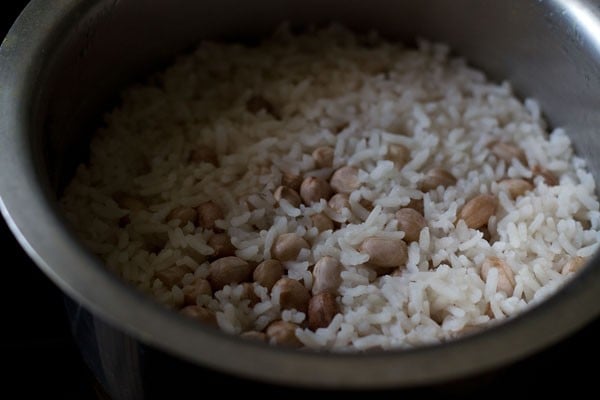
[61,25,600,350]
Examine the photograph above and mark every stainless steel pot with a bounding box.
[2,0,600,394]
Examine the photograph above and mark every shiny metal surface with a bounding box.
[1,0,600,389]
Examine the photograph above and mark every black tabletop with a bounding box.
[0,5,112,398]
[2,1,599,398]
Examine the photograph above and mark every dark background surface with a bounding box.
[1,1,599,398]
[1,2,96,398]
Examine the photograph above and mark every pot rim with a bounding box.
[1,0,599,388]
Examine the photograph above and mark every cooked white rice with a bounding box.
[61,25,600,350]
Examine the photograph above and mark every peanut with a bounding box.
[272,277,311,313]
[300,176,332,204]
[360,237,408,268]
[458,194,497,229]
[209,256,252,290]
[489,141,527,165]
[274,185,302,208]
[312,146,334,168]
[532,165,559,186]
[114,194,146,212]
[419,168,456,192]
[310,213,334,232]
[308,292,339,330]
[386,143,410,169]
[182,278,212,305]
[281,171,303,192]
[265,320,302,347]
[312,256,342,295]
[197,201,224,230]
[189,145,218,166]
[499,178,533,199]
[180,305,217,326]
[241,282,261,306]
[395,208,426,242]
[253,259,284,290]
[155,265,192,288]
[208,233,237,259]
[480,257,516,295]
[330,166,360,193]
[328,193,351,212]
[167,206,197,227]
[271,233,310,261]
[561,256,586,275]
[406,198,424,214]
[240,331,267,342]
